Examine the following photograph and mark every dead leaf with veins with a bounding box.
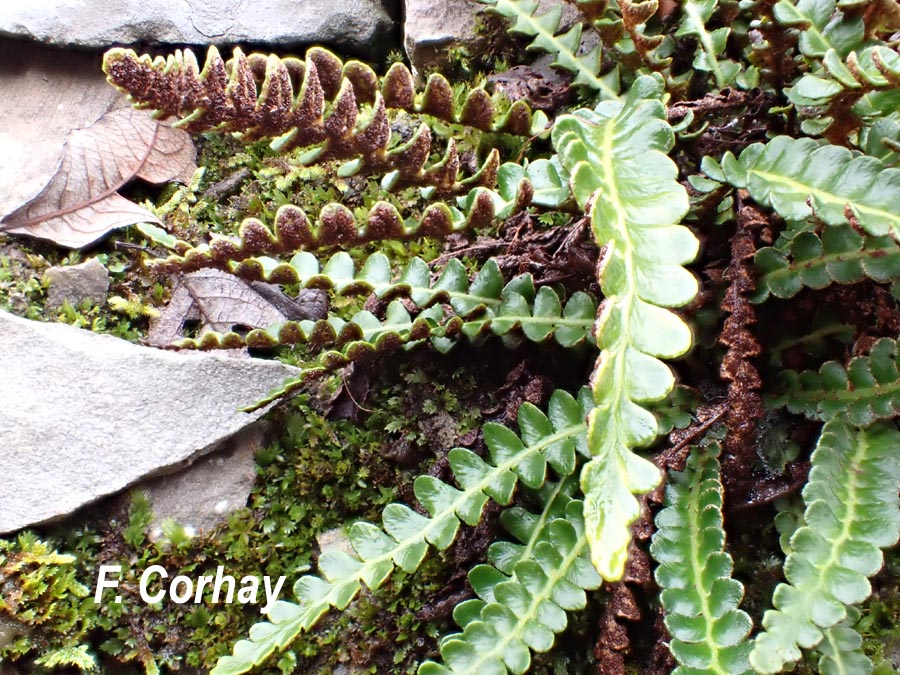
[147,269,328,348]
[0,106,196,249]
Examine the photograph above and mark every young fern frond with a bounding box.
[753,223,900,301]
[718,135,900,239]
[676,0,742,87]
[651,442,753,675]
[749,417,900,673]
[552,75,698,580]
[772,0,866,58]
[771,337,900,425]
[211,389,593,675]
[419,488,602,675]
[476,0,619,100]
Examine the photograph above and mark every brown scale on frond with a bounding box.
[719,194,766,500]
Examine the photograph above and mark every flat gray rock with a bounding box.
[0,310,298,534]
[141,423,266,539]
[0,0,393,51]
[44,257,110,310]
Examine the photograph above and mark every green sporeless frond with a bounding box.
[772,0,865,58]
[753,223,900,301]
[816,611,873,675]
[212,389,592,675]
[419,490,601,675]
[552,75,698,580]
[651,443,753,675]
[676,0,742,87]
[476,0,619,100]
[720,135,900,239]
[772,337,900,425]
[749,417,900,673]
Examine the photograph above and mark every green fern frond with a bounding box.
[651,443,753,675]
[816,611,873,675]
[168,253,596,351]
[771,337,900,425]
[676,0,742,87]
[719,135,900,239]
[552,75,698,580]
[477,0,620,99]
[749,417,900,673]
[419,494,601,675]
[754,223,900,301]
[787,45,900,137]
[211,389,592,675]
[772,0,866,58]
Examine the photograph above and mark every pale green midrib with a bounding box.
[683,1,727,87]
[762,242,900,284]
[514,480,568,565]
[686,459,731,675]
[449,529,589,674]
[820,626,850,675]
[789,373,900,406]
[493,0,619,100]
[758,430,870,664]
[749,168,900,229]
[258,421,587,633]
[596,109,636,448]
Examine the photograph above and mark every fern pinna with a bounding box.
[26,0,897,672]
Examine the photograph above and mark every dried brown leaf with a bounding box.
[0,106,196,248]
[147,270,288,347]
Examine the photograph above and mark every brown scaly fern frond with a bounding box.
[142,184,535,274]
[719,194,765,500]
[103,46,541,194]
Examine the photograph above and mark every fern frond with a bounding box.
[787,45,900,138]
[719,135,900,239]
[651,443,753,675]
[146,181,530,273]
[477,0,620,99]
[749,417,900,673]
[816,611,873,675]
[169,255,597,351]
[754,223,900,301]
[419,495,602,675]
[211,389,592,675]
[676,0,742,87]
[772,0,866,58]
[552,75,698,580]
[103,46,541,141]
[771,337,900,425]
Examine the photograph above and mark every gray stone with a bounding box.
[0,310,299,534]
[43,257,110,310]
[0,0,394,52]
[0,41,125,220]
[404,0,581,73]
[141,423,266,539]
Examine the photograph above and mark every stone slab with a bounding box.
[0,0,394,51]
[0,310,298,533]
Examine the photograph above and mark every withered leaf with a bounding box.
[0,106,196,249]
[148,269,327,347]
